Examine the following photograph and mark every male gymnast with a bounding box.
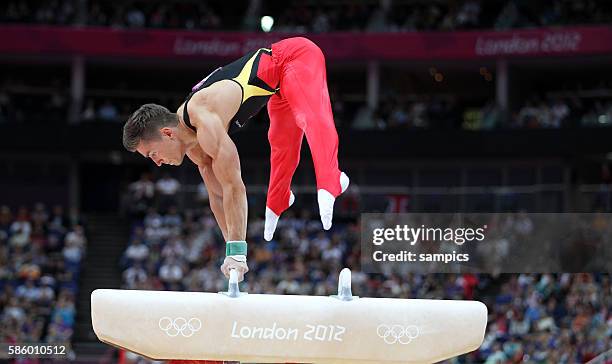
[122,37,349,281]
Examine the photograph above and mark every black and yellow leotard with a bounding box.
[183,48,279,134]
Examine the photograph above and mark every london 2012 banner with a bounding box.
[1,25,611,61]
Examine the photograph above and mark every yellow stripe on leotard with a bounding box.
[232,48,276,104]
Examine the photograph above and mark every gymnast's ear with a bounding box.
[159,127,174,138]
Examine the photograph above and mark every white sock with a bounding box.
[340,171,350,193]
[264,191,295,241]
[318,172,350,230]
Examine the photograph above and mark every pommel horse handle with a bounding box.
[337,268,355,301]
[226,269,241,298]
[229,269,239,285]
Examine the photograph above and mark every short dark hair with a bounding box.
[123,104,179,152]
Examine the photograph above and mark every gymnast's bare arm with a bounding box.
[197,156,228,240]
[189,105,247,241]
[186,90,249,280]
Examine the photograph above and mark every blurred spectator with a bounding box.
[128,173,155,217]
[156,173,181,212]
[16,279,41,302]
[9,206,31,248]
[123,262,148,289]
[158,257,185,289]
[62,225,86,264]
[123,239,149,266]
[64,224,86,251]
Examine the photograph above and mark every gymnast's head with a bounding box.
[123,103,187,167]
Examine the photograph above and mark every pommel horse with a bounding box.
[91,269,487,363]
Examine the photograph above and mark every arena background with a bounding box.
[0,0,611,363]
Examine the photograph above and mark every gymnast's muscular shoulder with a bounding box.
[182,80,242,134]
[175,81,241,168]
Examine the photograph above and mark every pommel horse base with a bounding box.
[91,269,487,363]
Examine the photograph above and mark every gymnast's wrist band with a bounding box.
[226,240,247,257]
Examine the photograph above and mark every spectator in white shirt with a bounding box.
[156,173,181,212]
[65,225,87,251]
[124,239,149,265]
[9,207,31,248]
[159,257,185,288]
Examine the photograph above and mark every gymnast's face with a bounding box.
[136,127,186,167]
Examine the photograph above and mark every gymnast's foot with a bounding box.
[318,172,350,230]
[264,191,295,241]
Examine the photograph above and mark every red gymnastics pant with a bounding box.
[257,37,342,216]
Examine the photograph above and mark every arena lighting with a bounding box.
[261,15,274,32]
[92,269,487,363]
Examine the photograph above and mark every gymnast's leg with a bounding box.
[263,93,304,241]
[278,37,349,230]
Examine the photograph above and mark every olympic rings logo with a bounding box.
[376,324,420,345]
[158,317,202,338]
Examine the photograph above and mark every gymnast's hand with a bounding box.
[221,256,249,282]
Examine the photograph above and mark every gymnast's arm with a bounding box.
[198,160,229,241]
[190,105,247,242]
